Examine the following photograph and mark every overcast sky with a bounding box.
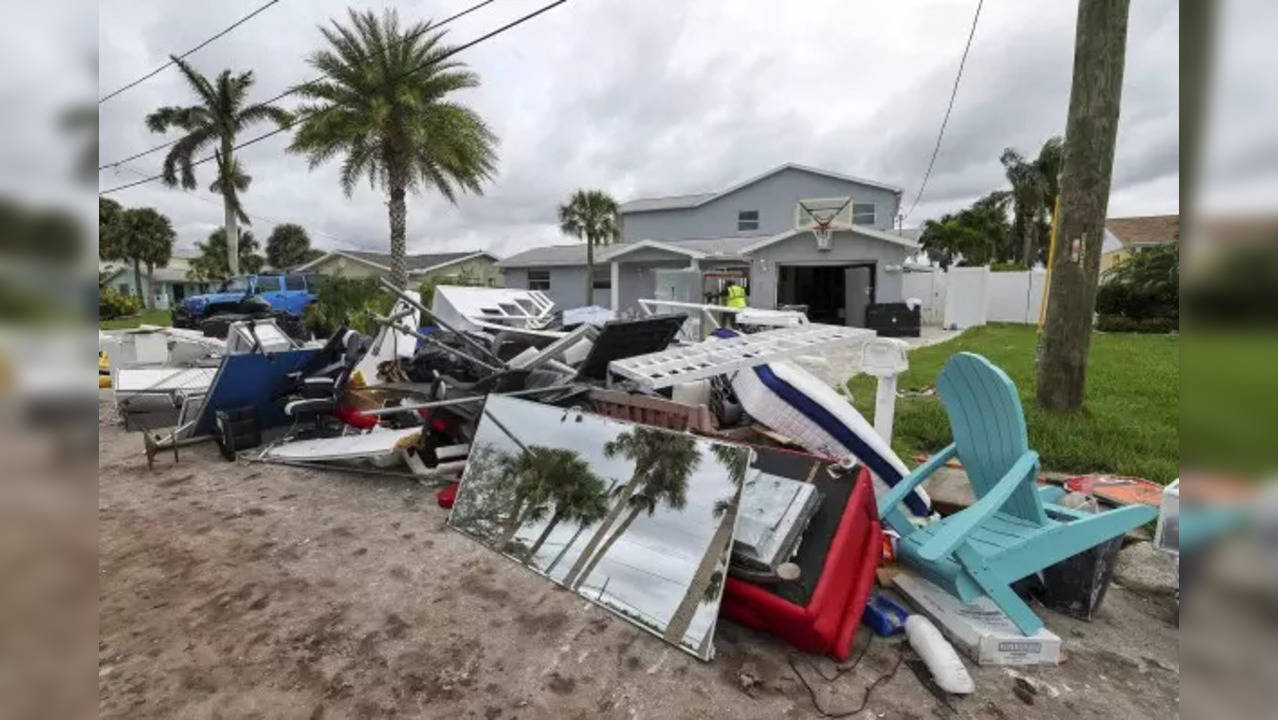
[94,0,1183,257]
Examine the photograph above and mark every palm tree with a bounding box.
[663,444,751,645]
[146,57,290,277]
[558,190,620,306]
[493,446,565,553]
[566,430,701,592]
[523,461,610,568]
[289,9,498,289]
[1000,136,1063,266]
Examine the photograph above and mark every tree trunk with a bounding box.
[524,510,564,566]
[573,506,641,594]
[145,262,156,310]
[1036,0,1129,413]
[546,478,620,576]
[222,136,239,277]
[584,232,595,306]
[132,259,144,308]
[663,500,739,645]
[562,474,641,589]
[1018,210,1034,266]
[388,181,408,290]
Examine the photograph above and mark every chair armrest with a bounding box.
[916,450,1039,561]
[876,443,957,521]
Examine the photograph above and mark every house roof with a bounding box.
[498,228,915,269]
[619,163,904,214]
[295,249,497,274]
[1104,215,1179,250]
[99,266,201,286]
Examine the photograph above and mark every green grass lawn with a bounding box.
[846,324,1178,483]
[99,309,172,330]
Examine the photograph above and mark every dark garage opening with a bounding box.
[777,264,875,326]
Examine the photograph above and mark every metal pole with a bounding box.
[370,315,502,373]
[377,276,507,367]
[357,383,583,417]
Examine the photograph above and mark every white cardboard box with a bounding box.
[893,572,1061,666]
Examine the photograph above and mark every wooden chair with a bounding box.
[877,352,1155,635]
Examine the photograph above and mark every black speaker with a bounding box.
[865,303,920,337]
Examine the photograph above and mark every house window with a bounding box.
[527,270,551,291]
[738,210,759,232]
[593,267,611,290]
[853,203,876,225]
[117,283,130,296]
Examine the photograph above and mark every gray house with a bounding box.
[500,164,919,326]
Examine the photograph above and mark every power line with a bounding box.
[101,0,564,196]
[98,0,498,171]
[902,0,984,221]
[98,0,284,104]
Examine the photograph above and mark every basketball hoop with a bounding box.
[811,221,834,250]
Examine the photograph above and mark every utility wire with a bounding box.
[100,0,564,195]
[98,0,284,104]
[97,0,498,170]
[902,0,984,221]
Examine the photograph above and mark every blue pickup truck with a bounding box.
[172,273,317,330]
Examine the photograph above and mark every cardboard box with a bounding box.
[893,572,1061,666]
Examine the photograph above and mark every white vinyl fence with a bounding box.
[903,266,1046,329]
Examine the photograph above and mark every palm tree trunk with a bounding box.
[388,182,408,290]
[663,500,740,645]
[584,232,595,306]
[524,510,564,566]
[497,494,530,551]
[132,259,144,309]
[222,136,239,277]
[562,475,641,589]
[145,262,156,310]
[574,506,642,593]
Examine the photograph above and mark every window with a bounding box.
[527,270,551,291]
[593,267,611,290]
[220,277,251,293]
[737,210,759,232]
[117,283,130,296]
[853,202,876,226]
[284,274,306,291]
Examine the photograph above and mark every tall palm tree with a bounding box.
[289,9,498,289]
[663,444,751,645]
[1000,136,1063,266]
[558,190,620,306]
[146,57,290,276]
[523,461,610,568]
[494,445,566,553]
[566,430,700,592]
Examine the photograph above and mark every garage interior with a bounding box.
[776,264,875,326]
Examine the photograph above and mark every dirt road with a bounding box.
[98,397,1178,719]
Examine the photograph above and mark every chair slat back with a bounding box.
[936,353,1047,526]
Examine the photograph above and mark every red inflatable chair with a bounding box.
[720,453,882,660]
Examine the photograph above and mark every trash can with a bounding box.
[1038,496,1124,621]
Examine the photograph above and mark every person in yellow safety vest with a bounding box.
[724,280,747,308]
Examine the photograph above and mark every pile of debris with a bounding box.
[100,281,1179,703]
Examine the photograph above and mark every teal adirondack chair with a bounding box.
[877,352,1156,635]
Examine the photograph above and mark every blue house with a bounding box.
[500,164,919,326]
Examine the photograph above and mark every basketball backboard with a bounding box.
[794,196,854,250]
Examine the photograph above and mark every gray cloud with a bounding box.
[97,0,1184,258]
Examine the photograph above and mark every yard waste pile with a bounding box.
[100,284,1177,705]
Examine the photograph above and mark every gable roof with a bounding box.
[619,163,904,214]
[740,224,920,254]
[295,249,497,274]
[1104,215,1179,250]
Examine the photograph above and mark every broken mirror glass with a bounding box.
[448,394,749,660]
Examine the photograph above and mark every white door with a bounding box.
[844,266,872,327]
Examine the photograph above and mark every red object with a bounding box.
[335,404,378,429]
[1063,474,1162,507]
[436,482,459,509]
[720,467,882,660]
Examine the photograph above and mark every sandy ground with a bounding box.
[99,394,1178,719]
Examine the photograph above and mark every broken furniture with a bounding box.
[429,284,558,338]
[574,313,687,381]
[721,448,881,660]
[607,323,872,390]
[877,352,1156,635]
[448,395,748,661]
[636,298,806,341]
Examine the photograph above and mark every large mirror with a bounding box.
[448,395,749,660]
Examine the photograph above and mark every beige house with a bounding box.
[1101,215,1178,273]
[296,250,502,287]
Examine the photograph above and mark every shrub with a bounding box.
[1094,243,1179,332]
[303,276,394,338]
[99,286,142,319]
